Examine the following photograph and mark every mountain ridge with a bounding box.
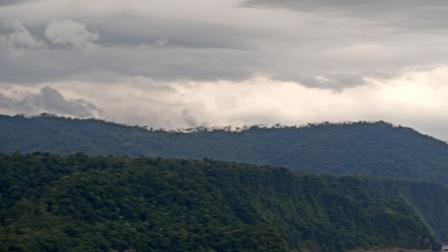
[2,115,448,247]
[2,114,448,184]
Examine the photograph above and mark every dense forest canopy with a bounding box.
[3,115,448,250]
[0,153,441,252]
[1,115,448,184]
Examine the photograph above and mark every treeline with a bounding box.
[1,115,448,184]
[5,113,404,133]
[0,153,440,252]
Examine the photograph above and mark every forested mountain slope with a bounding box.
[0,153,440,252]
[2,115,448,184]
[329,177,448,242]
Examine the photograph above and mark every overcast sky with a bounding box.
[1,0,448,139]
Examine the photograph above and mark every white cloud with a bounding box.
[1,65,442,139]
[0,86,101,118]
[45,19,99,49]
[0,20,45,49]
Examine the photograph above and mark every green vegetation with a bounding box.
[2,115,448,248]
[0,153,439,252]
[327,177,448,242]
[1,115,448,184]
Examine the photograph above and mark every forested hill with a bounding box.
[0,153,440,251]
[2,115,448,184]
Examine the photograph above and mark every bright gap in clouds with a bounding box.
[1,65,448,141]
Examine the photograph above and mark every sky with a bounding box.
[1,0,448,139]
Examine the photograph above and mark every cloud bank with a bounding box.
[1,65,448,140]
[1,0,447,87]
[1,0,448,139]
[0,86,101,118]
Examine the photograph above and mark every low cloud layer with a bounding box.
[0,86,101,118]
[2,66,448,140]
[1,0,448,139]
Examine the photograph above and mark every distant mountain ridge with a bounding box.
[1,114,448,184]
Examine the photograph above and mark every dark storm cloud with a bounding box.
[0,13,269,84]
[1,0,448,89]
[0,0,28,6]
[0,0,15,6]
[243,0,448,31]
[0,45,260,84]
[94,16,260,50]
[242,0,447,18]
[243,0,444,12]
